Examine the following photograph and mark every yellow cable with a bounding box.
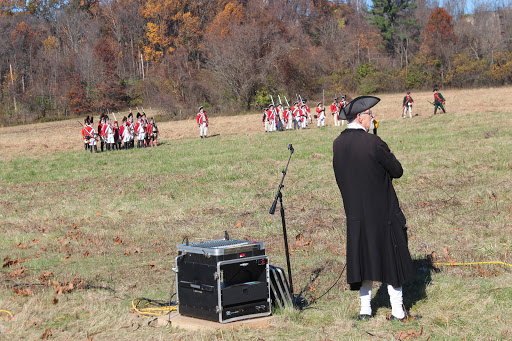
[433,261,512,268]
[0,310,13,318]
[131,298,177,317]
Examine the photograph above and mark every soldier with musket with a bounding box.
[433,89,446,115]
[333,96,418,322]
[113,120,120,150]
[331,98,340,127]
[147,117,158,147]
[105,116,114,151]
[84,117,98,153]
[81,116,90,151]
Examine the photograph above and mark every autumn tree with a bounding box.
[422,7,457,85]
[203,2,287,109]
[92,38,127,110]
[68,75,91,114]
[423,7,457,60]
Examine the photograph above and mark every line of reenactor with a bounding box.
[81,111,159,153]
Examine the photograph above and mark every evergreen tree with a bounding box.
[368,0,418,56]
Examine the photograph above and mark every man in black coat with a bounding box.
[333,96,416,321]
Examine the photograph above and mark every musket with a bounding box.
[295,93,299,102]
[270,95,278,121]
[136,106,140,114]
[278,95,282,105]
[322,89,325,107]
[112,112,117,123]
[284,96,290,108]
[427,101,436,106]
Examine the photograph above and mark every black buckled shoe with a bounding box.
[388,311,421,322]
[357,314,372,321]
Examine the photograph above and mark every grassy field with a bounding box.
[0,88,511,340]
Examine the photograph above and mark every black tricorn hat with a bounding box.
[340,96,380,121]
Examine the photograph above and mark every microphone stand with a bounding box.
[269,144,294,301]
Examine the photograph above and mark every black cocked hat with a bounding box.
[340,96,380,121]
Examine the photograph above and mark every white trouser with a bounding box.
[264,121,269,132]
[88,138,97,146]
[403,105,412,118]
[286,119,292,129]
[317,115,325,127]
[107,134,114,144]
[301,118,307,128]
[359,280,405,318]
[138,133,145,140]
[200,123,208,137]
[334,114,340,126]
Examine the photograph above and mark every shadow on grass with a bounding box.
[372,257,439,314]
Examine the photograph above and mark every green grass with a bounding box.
[1,112,511,339]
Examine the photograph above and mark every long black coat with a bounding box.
[333,129,415,290]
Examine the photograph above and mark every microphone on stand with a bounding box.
[270,144,294,215]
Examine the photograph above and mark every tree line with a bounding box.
[1,0,511,124]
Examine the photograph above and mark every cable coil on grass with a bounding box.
[0,310,14,318]
[131,298,177,317]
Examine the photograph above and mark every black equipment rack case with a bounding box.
[175,238,271,323]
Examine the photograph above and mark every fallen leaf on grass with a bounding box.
[234,219,244,229]
[443,247,456,263]
[124,251,131,256]
[41,247,47,252]
[295,233,312,248]
[14,287,34,296]
[134,247,142,254]
[3,259,18,268]
[53,277,83,295]
[8,267,25,278]
[96,211,101,216]
[397,329,420,340]
[52,297,59,305]
[114,236,123,245]
[154,247,163,253]
[16,243,28,249]
[40,328,52,340]
[72,222,78,229]
[39,271,54,281]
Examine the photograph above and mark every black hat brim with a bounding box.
[341,96,380,121]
